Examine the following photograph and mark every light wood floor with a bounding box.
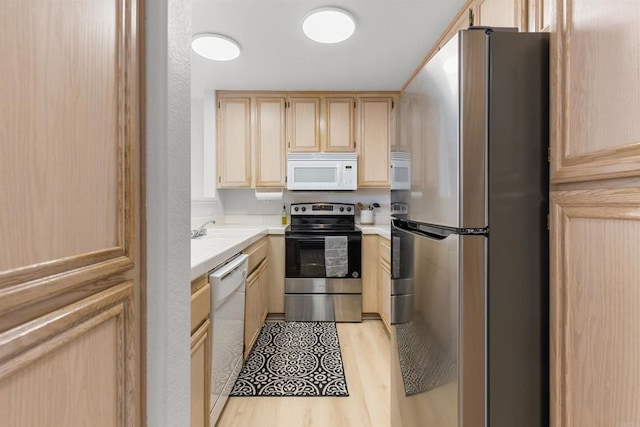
[216,320,390,427]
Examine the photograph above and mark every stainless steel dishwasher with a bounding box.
[208,253,248,424]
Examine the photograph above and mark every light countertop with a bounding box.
[356,224,391,240]
[190,225,286,281]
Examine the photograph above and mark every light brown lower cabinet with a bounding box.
[191,276,211,427]
[379,260,392,333]
[244,259,269,359]
[551,187,640,426]
[362,235,380,313]
[378,237,392,332]
[268,235,286,314]
[191,319,211,427]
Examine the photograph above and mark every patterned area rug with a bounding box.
[230,322,349,397]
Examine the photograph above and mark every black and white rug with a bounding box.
[230,322,349,397]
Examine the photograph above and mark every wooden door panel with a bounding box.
[324,97,355,152]
[551,188,640,426]
[255,97,286,187]
[0,0,137,316]
[476,0,523,29]
[288,97,320,152]
[361,235,378,313]
[0,281,135,426]
[217,97,251,187]
[191,320,211,427]
[358,97,391,187]
[551,0,640,183]
[267,236,285,314]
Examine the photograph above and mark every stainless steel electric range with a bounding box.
[284,203,362,322]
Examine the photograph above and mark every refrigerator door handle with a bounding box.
[392,217,489,238]
[392,218,452,240]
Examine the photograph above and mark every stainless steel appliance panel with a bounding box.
[403,30,490,230]
[390,223,460,427]
[403,33,460,228]
[285,294,362,322]
[486,31,550,427]
[285,278,362,294]
[459,29,488,230]
[391,221,487,427]
[392,28,550,427]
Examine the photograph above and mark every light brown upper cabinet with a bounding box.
[550,0,640,183]
[287,96,321,152]
[217,96,252,187]
[475,0,526,30]
[528,0,550,32]
[358,96,393,187]
[324,96,356,152]
[254,96,286,187]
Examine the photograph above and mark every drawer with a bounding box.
[243,237,268,274]
[379,237,391,266]
[191,282,211,333]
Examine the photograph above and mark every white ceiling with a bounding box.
[191,0,467,99]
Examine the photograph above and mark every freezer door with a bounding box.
[391,221,486,427]
[400,29,487,229]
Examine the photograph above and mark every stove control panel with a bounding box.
[290,203,355,216]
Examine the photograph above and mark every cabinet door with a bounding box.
[378,237,391,332]
[191,319,211,427]
[217,96,251,187]
[254,97,286,187]
[528,0,551,32]
[358,97,392,187]
[475,0,525,30]
[550,0,640,183]
[268,235,286,314]
[361,235,379,313]
[551,188,640,427]
[258,260,269,323]
[394,96,411,153]
[379,260,391,333]
[244,270,260,359]
[288,97,320,152]
[324,96,356,152]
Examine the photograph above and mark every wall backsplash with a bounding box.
[218,188,390,225]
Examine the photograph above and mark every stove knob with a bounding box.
[301,207,306,212]
[294,207,299,212]
[346,207,352,212]
[340,207,344,212]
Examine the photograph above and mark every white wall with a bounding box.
[146,0,191,425]
[191,98,204,197]
[191,90,221,228]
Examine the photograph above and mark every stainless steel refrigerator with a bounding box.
[390,28,549,427]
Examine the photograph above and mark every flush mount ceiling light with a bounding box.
[191,34,241,61]
[302,7,355,44]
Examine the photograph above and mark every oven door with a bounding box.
[285,233,361,279]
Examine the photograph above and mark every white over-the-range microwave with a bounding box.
[390,151,411,190]
[287,153,357,190]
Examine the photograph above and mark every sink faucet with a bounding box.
[191,220,216,239]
